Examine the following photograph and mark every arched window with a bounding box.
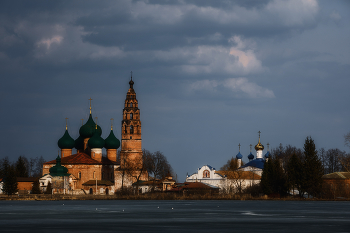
[130,125,134,134]
[130,113,133,120]
[203,170,210,178]
[78,172,81,179]
[93,171,96,179]
[130,103,133,107]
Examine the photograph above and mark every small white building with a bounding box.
[186,165,261,193]
[186,165,226,189]
[39,174,53,193]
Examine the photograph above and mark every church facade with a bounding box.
[186,133,267,192]
[42,76,145,195]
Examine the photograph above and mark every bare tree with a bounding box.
[220,158,245,194]
[345,132,350,148]
[143,150,172,180]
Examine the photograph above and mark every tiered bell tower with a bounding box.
[120,74,142,169]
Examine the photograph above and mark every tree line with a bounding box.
[0,156,45,179]
[260,136,350,198]
[0,156,46,195]
[219,136,350,198]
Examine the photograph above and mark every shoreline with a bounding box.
[1,194,348,201]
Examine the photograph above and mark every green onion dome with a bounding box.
[88,127,105,149]
[74,135,84,150]
[104,128,120,149]
[58,129,75,149]
[49,156,69,176]
[79,114,102,138]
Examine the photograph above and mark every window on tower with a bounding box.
[130,103,133,107]
[130,125,134,134]
[78,172,81,179]
[130,113,133,119]
[124,125,127,134]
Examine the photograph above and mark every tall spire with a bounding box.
[236,143,243,160]
[65,117,68,130]
[129,71,134,89]
[110,118,114,130]
[255,131,264,151]
[88,98,93,114]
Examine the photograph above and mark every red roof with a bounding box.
[44,152,119,165]
[216,170,261,180]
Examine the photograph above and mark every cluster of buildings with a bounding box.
[40,76,146,195]
[185,134,270,193]
[2,75,349,196]
[37,75,269,195]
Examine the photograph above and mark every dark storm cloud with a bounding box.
[147,0,271,9]
[73,0,318,51]
[0,0,349,181]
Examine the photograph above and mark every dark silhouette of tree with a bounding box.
[303,136,323,198]
[143,150,173,180]
[2,163,18,195]
[34,156,45,177]
[286,152,304,197]
[45,182,52,194]
[28,157,37,177]
[261,157,273,195]
[273,157,288,196]
[345,132,350,148]
[16,156,28,177]
[320,148,349,173]
[31,179,41,194]
[261,155,288,196]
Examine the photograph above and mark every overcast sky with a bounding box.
[1,0,349,181]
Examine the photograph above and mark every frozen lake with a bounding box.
[0,200,349,232]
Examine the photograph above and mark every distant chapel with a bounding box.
[42,76,146,195]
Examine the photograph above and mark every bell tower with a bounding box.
[120,74,142,169]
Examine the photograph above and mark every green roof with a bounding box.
[88,129,105,148]
[79,114,102,138]
[74,135,84,150]
[58,129,75,149]
[104,129,120,149]
[49,156,70,177]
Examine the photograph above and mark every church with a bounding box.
[186,132,269,192]
[42,76,146,195]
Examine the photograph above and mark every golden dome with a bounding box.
[255,141,264,151]
[255,131,264,151]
